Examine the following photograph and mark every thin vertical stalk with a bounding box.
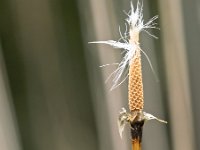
[90,1,167,150]
[131,121,144,150]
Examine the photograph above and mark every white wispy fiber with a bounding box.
[89,1,158,90]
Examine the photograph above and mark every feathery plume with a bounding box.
[89,1,158,90]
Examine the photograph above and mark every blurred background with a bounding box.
[0,0,199,150]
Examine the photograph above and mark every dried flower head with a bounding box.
[89,1,167,139]
[89,1,158,90]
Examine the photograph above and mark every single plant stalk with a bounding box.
[128,18,144,150]
[90,2,167,150]
[131,120,144,150]
[129,53,144,150]
[132,140,141,150]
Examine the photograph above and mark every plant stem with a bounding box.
[132,140,141,150]
[130,120,144,150]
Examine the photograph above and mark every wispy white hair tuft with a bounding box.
[89,1,158,90]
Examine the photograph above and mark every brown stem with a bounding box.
[132,139,141,150]
[130,120,144,150]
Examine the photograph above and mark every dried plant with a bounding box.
[90,1,167,150]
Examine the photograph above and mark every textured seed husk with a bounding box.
[128,48,144,112]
